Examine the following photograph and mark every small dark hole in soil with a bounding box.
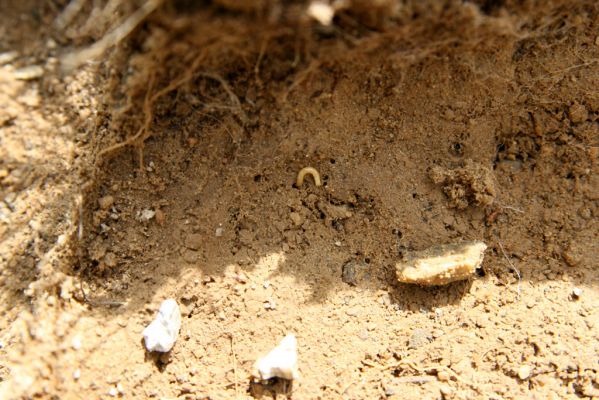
[330,158,336,164]
[253,174,262,182]
[398,245,406,257]
[452,142,464,156]
[476,268,486,277]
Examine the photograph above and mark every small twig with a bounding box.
[497,241,522,299]
[79,281,125,308]
[497,203,525,214]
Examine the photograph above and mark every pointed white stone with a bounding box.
[142,299,181,352]
[253,334,299,381]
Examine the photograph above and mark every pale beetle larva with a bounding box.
[296,167,322,187]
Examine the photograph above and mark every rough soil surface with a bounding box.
[1,0,598,399]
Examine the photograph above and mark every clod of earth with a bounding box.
[429,160,496,209]
[253,334,299,381]
[341,260,369,286]
[396,241,487,286]
[142,299,181,353]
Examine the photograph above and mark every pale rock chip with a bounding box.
[396,241,487,286]
[142,299,181,352]
[253,334,299,381]
[307,1,335,25]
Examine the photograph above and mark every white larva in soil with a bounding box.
[253,334,299,381]
[142,299,181,352]
[296,167,322,187]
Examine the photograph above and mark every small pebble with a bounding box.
[432,329,445,338]
[184,234,203,250]
[572,287,583,299]
[0,51,18,65]
[71,337,82,350]
[358,329,369,341]
[568,102,588,123]
[98,195,115,210]
[345,307,360,317]
[518,365,532,380]
[108,387,118,397]
[104,253,117,268]
[264,300,276,310]
[408,328,432,349]
[396,241,487,286]
[437,370,450,382]
[215,227,224,237]
[14,65,44,80]
[154,209,165,225]
[73,369,81,380]
[137,209,155,222]
[253,334,299,381]
[142,299,181,353]
[289,212,302,226]
[384,385,395,396]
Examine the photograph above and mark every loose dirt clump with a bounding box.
[1,0,598,399]
[429,160,496,209]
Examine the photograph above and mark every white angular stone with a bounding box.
[142,299,181,352]
[253,334,299,381]
[396,241,487,286]
[307,1,335,25]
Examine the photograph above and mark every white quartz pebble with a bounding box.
[253,334,299,381]
[142,299,181,352]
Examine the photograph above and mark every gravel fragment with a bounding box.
[98,195,114,210]
[518,365,532,380]
[408,328,432,349]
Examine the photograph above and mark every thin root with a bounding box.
[296,167,322,187]
[61,0,163,71]
[498,240,522,299]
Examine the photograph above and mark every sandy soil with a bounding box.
[0,0,598,399]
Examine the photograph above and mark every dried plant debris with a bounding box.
[396,241,487,286]
[429,160,496,209]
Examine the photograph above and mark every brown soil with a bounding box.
[1,1,598,399]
